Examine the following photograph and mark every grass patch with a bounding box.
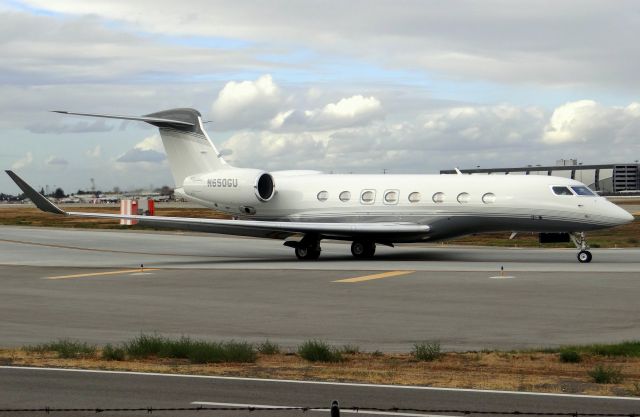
[297,340,343,362]
[24,339,96,359]
[559,349,582,363]
[257,340,280,355]
[554,341,640,357]
[412,341,441,362]
[588,364,624,384]
[102,344,126,361]
[122,334,256,363]
[340,344,361,354]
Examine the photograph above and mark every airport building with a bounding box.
[441,159,640,195]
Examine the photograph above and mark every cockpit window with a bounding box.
[552,186,573,196]
[571,186,595,196]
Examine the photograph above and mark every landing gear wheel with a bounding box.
[577,250,592,263]
[295,246,321,260]
[351,240,376,259]
[571,232,592,263]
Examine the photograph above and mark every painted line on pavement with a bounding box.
[192,401,450,417]
[2,366,639,401]
[334,270,415,283]
[46,268,159,279]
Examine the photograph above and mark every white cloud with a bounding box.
[320,95,381,119]
[211,75,282,129]
[11,152,33,170]
[45,155,69,166]
[86,145,101,158]
[543,100,640,144]
[116,134,166,163]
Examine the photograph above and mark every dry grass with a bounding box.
[0,206,227,229]
[2,349,640,397]
[0,205,637,247]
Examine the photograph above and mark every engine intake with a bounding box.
[255,172,275,201]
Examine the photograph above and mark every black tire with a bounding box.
[577,250,592,263]
[295,246,321,260]
[351,240,376,259]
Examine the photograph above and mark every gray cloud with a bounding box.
[45,155,69,166]
[17,0,640,90]
[27,119,114,134]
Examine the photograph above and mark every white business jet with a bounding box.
[6,108,634,263]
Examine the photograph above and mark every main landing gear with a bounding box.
[351,240,376,259]
[571,232,592,263]
[285,237,379,260]
[284,235,321,260]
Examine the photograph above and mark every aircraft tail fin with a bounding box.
[53,108,232,187]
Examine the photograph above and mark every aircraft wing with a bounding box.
[5,171,430,240]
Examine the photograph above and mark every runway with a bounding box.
[1,226,640,351]
[1,367,639,416]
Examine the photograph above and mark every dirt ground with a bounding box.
[2,349,639,397]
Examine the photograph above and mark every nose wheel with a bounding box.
[577,250,592,263]
[571,232,592,263]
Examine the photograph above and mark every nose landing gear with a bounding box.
[571,232,592,263]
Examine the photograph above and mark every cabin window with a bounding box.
[383,190,399,204]
[360,190,375,204]
[432,192,445,203]
[317,191,329,202]
[482,192,496,204]
[457,192,470,204]
[571,186,595,196]
[552,186,573,196]
[339,191,351,202]
[408,192,421,203]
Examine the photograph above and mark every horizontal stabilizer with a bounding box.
[51,110,194,128]
[5,170,66,215]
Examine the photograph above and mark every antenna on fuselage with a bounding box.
[454,167,463,175]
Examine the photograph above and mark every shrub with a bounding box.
[122,334,256,363]
[412,341,441,361]
[297,340,342,362]
[123,333,167,358]
[257,340,280,355]
[102,344,126,361]
[340,344,360,354]
[588,365,623,384]
[559,349,582,363]
[24,339,96,359]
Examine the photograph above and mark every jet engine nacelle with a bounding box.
[183,169,275,210]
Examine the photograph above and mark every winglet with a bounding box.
[5,170,66,215]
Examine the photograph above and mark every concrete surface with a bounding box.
[1,367,639,416]
[1,226,639,350]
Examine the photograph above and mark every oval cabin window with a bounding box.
[408,192,421,203]
[361,190,375,204]
[482,192,496,204]
[457,192,470,204]
[432,192,445,203]
[339,191,351,202]
[384,190,398,204]
[317,191,328,202]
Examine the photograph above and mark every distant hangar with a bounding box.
[441,160,640,195]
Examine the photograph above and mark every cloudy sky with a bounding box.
[1,0,639,193]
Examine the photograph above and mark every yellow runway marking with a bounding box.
[46,269,159,280]
[333,270,415,283]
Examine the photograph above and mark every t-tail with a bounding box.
[53,108,232,187]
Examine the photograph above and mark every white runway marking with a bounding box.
[191,401,450,417]
[2,366,640,401]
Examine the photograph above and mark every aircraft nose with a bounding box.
[610,203,635,225]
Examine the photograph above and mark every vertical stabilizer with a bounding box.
[143,108,231,187]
